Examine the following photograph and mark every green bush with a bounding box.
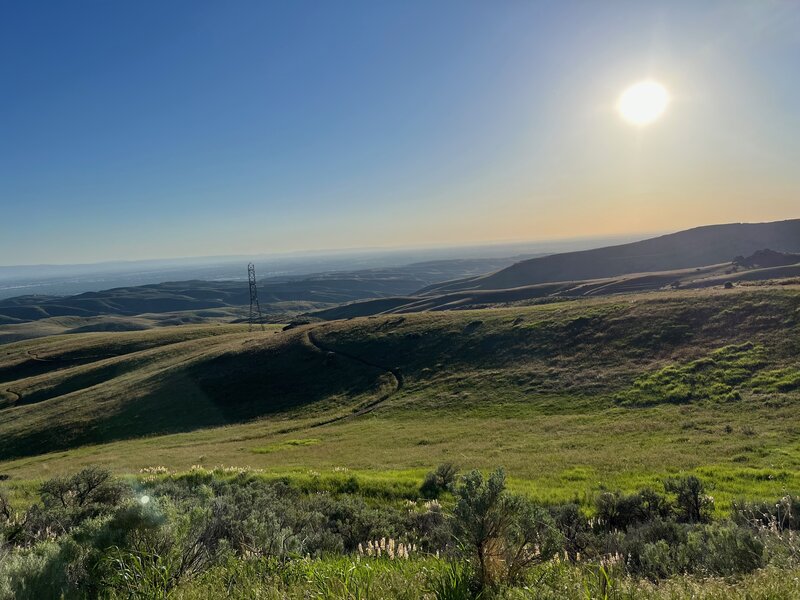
[421,463,459,499]
[685,523,764,576]
[548,503,590,559]
[594,488,671,531]
[663,476,714,524]
[0,490,10,523]
[0,542,69,600]
[452,469,562,589]
[615,519,687,578]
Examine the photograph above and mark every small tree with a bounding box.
[452,469,561,589]
[664,476,714,523]
[452,469,508,588]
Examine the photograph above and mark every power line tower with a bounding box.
[247,263,265,332]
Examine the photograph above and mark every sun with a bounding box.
[617,80,670,126]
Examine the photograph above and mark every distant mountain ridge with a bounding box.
[421,219,800,294]
[0,256,534,325]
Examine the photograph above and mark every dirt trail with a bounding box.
[277,327,403,432]
[2,388,21,403]
[26,350,52,362]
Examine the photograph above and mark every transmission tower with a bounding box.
[247,263,265,332]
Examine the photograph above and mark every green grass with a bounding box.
[122,556,800,599]
[252,438,322,453]
[0,286,798,513]
[614,342,766,406]
[751,367,800,392]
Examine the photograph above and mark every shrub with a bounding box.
[0,466,792,597]
[0,489,10,523]
[0,542,70,600]
[595,489,671,531]
[40,467,125,513]
[732,494,800,531]
[606,518,765,579]
[5,468,127,547]
[548,503,590,559]
[311,493,401,553]
[452,469,509,588]
[502,496,562,583]
[408,500,450,552]
[638,539,676,579]
[452,469,562,589]
[614,519,687,578]
[421,463,459,499]
[201,483,314,558]
[663,476,714,523]
[685,523,764,576]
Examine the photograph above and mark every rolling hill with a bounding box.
[0,220,799,506]
[308,256,800,319]
[0,256,534,329]
[422,219,800,294]
[0,286,798,510]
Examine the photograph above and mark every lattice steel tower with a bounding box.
[247,263,265,331]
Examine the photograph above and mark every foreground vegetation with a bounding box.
[1,466,798,598]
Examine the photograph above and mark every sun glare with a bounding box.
[617,80,670,126]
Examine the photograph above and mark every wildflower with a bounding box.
[388,537,395,559]
[139,466,169,475]
[424,499,441,511]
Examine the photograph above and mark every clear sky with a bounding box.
[2,1,799,265]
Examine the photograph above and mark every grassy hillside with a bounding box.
[0,309,249,345]
[423,218,800,293]
[0,323,396,459]
[0,286,798,509]
[308,262,800,320]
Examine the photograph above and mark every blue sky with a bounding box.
[2,1,799,265]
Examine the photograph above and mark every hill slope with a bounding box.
[308,260,800,319]
[0,286,798,507]
[423,219,800,294]
[0,287,798,461]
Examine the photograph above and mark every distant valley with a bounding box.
[2,219,799,342]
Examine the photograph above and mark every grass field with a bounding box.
[0,286,798,513]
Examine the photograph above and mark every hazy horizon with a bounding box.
[3,1,799,264]
[0,230,658,269]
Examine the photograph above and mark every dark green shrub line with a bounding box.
[0,466,798,598]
